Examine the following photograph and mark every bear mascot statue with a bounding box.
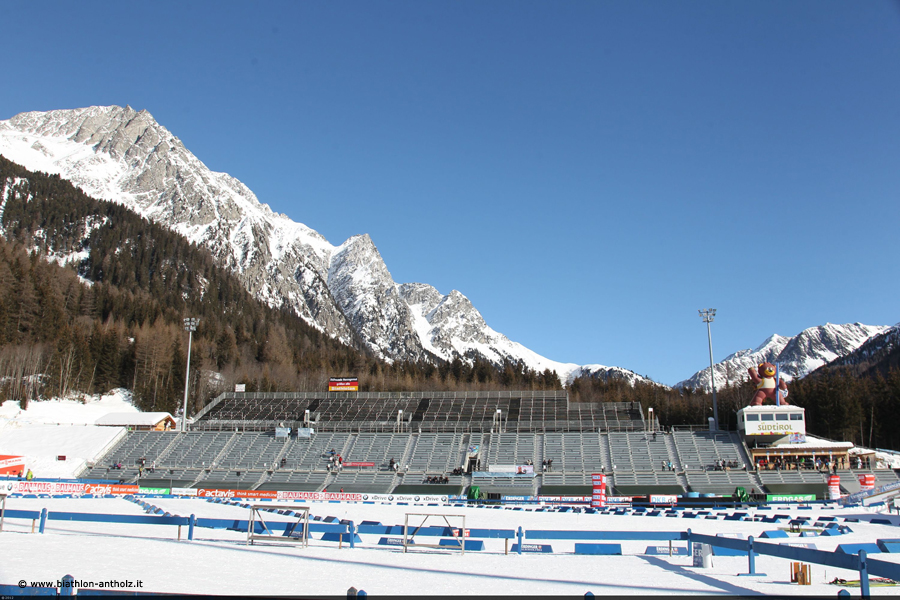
[747,362,789,406]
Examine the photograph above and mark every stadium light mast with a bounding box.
[698,309,718,431]
[181,317,199,433]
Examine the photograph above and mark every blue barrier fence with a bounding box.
[5,500,898,597]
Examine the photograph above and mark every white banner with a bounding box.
[487,465,535,474]
[649,495,679,505]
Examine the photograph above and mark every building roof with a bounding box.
[94,412,175,427]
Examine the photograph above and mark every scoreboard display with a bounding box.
[329,377,359,392]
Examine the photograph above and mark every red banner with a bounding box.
[11,482,89,495]
[85,484,139,495]
[0,455,25,475]
[329,377,359,392]
[275,490,364,502]
[196,488,278,499]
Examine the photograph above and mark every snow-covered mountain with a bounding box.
[676,323,890,390]
[811,324,900,376]
[0,105,652,385]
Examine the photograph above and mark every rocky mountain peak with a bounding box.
[678,322,890,390]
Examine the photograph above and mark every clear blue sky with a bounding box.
[3,1,899,385]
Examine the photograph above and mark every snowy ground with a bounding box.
[2,393,900,595]
[0,391,135,478]
[2,496,900,596]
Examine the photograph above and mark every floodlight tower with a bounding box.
[698,309,719,431]
[181,317,199,432]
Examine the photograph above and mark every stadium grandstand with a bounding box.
[78,391,900,500]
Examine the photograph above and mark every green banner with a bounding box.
[766,494,816,502]
[138,487,171,495]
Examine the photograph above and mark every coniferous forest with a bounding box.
[1,155,898,450]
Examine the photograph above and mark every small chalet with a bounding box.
[94,412,176,431]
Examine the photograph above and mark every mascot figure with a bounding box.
[748,362,789,406]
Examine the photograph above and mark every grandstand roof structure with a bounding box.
[191,391,646,433]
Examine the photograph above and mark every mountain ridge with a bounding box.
[676,322,890,390]
[0,105,652,386]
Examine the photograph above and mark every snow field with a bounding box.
[3,495,900,596]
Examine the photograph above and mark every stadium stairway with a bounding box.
[663,434,689,490]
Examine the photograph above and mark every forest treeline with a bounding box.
[569,362,900,451]
[0,156,562,418]
[1,155,897,450]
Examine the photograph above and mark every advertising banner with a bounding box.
[197,488,278,499]
[605,496,633,506]
[171,487,198,496]
[591,473,607,508]
[649,495,679,505]
[297,428,314,439]
[275,427,291,439]
[858,473,876,492]
[343,462,375,467]
[357,493,448,503]
[328,377,358,392]
[138,487,171,495]
[766,494,816,502]
[0,455,25,475]
[484,466,535,475]
[85,484,139,495]
[828,475,841,500]
[11,481,88,495]
[842,480,900,505]
[538,496,591,503]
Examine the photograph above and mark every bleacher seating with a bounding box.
[77,390,879,499]
[191,391,645,433]
[672,431,746,472]
[685,470,759,495]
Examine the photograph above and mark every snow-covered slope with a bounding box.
[0,105,652,383]
[677,323,890,390]
[0,389,136,478]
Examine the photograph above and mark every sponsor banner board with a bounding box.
[473,471,534,478]
[605,496,633,506]
[828,475,841,500]
[197,488,278,500]
[488,465,534,474]
[171,487,198,496]
[649,495,679,505]
[501,496,536,501]
[329,377,358,392]
[275,427,291,439]
[512,543,554,553]
[11,481,89,495]
[766,494,817,502]
[0,455,25,475]
[842,480,900,505]
[538,496,591,503]
[343,462,375,467]
[357,493,448,503]
[297,428,314,439]
[744,420,804,436]
[86,484,139,495]
[138,487,171,495]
